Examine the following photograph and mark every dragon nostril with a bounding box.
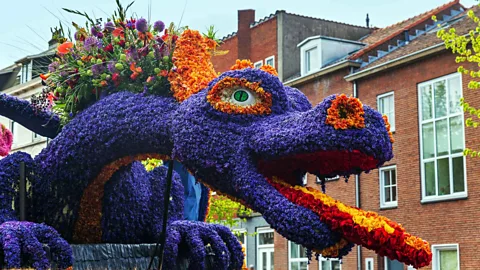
[325,94,365,130]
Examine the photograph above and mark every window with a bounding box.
[384,257,404,270]
[305,47,318,73]
[257,228,274,270]
[234,229,247,258]
[418,74,466,202]
[365,258,374,270]
[379,165,397,208]
[289,241,308,270]
[316,176,340,183]
[378,92,395,132]
[407,266,416,270]
[254,60,263,69]
[319,257,341,270]
[265,56,275,67]
[432,244,459,270]
[20,61,32,84]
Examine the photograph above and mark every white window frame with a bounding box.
[377,91,395,132]
[254,60,263,69]
[265,56,275,67]
[365,258,374,270]
[318,256,341,270]
[316,176,340,183]
[431,244,460,270]
[379,165,398,209]
[418,73,467,203]
[304,46,318,74]
[233,229,247,259]
[288,241,308,270]
[257,227,274,270]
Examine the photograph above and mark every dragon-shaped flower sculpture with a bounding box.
[0,25,431,270]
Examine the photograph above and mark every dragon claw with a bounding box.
[0,221,72,270]
[163,221,243,270]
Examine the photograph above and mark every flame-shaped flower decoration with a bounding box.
[0,124,13,157]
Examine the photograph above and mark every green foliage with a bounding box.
[206,194,252,229]
[435,7,480,156]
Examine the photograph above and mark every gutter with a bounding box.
[353,81,362,270]
[285,60,361,87]
[344,42,445,81]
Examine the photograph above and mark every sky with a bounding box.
[0,0,477,69]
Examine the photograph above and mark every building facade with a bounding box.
[214,1,477,270]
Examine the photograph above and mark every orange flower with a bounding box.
[325,94,365,130]
[112,27,125,38]
[138,31,154,41]
[383,115,395,144]
[259,65,278,76]
[207,77,272,115]
[57,41,74,54]
[130,62,142,73]
[39,73,50,80]
[230,59,254,70]
[168,29,218,102]
[158,70,168,77]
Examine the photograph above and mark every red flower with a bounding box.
[112,27,125,38]
[112,73,120,86]
[130,73,139,80]
[118,40,126,48]
[104,44,114,53]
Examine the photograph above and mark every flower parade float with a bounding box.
[0,2,432,269]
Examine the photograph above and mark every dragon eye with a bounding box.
[207,77,272,115]
[232,89,255,105]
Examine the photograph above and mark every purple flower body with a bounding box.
[136,18,148,32]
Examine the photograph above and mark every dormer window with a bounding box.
[20,60,32,84]
[305,47,318,74]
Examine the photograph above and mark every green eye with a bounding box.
[234,90,249,102]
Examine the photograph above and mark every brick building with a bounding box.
[214,1,478,270]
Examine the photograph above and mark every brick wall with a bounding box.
[357,51,480,270]
[213,36,238,73]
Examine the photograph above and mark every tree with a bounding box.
[435,6,480,157]
[206,194,252,229]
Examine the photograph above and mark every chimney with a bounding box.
[366,13,370,28]
[237,9,255,60]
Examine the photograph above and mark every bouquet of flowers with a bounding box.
[36,0,222,124]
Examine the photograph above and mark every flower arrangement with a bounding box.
[325,94,365,130]
[0,124,13,156]
[36,1,221,125]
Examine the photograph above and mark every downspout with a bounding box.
[353,80,362,270]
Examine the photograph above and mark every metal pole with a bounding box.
[148,161,174,270]
[19,161,26,221]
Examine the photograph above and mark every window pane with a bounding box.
[421,85,433,120]
[270,252,274,270]
[291,263,299,270]
[299,261,308,270]
[453,157,465,193]
[259,232,274,245]
[425,162,436,196]
[434,80,447,118]
[384,170,391,186]
[437,158,451,196]
[384,187,391,202]
[291,243,299,258]
[321,261,330,270]
[332,260,341,270]
[449,116,464,154]
[448,76,462,114]
[262,252,267,270]
[299,245,307,258]
[439,249,458,270]
[422,123,435,158]
[391,170,396,185]
[436,119,449,156]
[392,186,397,202]
[267,59,274,66]
[306,48,318,72]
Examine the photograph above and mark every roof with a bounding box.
[221,9,372,42]
[355,4,476,72]
[297,35,366,48]
[14,48,55,64]
[351,0,462,60]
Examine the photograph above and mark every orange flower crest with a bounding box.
[325,94,365,130]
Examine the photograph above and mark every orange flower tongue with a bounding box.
[269,178,432,268]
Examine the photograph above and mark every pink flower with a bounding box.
[0,124,13,157]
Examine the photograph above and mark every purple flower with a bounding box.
[91,25,100,36]
[104,21,115,32]
[83,36,98,51]
[48,62,59,72]
[91,64,105,77]
[153,20,165,32]
[136,18,148,32]
[107,61,116,73]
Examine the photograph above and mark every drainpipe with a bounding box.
[353,80,362,270]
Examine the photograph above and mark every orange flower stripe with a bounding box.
[270,178,432,267]
[168,29,218,102]
[73,153,169,243]
[207,77,273,115]
[314,238,350,258]
[259,65,278,76]
[230,59,254,70]
[325,94,365,130]
[383,115,395,144]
